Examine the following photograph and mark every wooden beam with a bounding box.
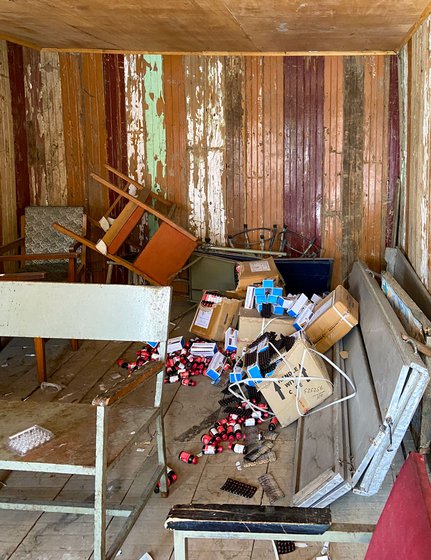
[400,1,431,48]
[43,49,397,56]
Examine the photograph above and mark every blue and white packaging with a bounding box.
[230,366,243,383]
[146,341,159,349]
[262,279,274,289]
[273,306,285,315]
[254,287,266,297]
[311,293,322,305]
[267,294,279,304]
[190,342,218,357]
[244,286,256,309]
[225,328,238,352]
[167,336,184,354]
[205,351,226,384]
[293,303,314,331]
[247,363,264,384]
[287,293,309,318]
[282,296,296,310]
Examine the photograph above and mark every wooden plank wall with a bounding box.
[0,42,399,285]
[401,15,431,291]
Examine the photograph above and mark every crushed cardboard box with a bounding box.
[190,291,242,342]
[236,307,296,355]
[258,336,333,428]
[234,257,283,295]
[305,285,359,353]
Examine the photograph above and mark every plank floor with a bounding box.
[0,300,410,560]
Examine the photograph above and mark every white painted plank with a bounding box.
[0,282,171,342]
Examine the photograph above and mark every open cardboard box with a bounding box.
[190,291,242,341]
[237,307,296,355]
[232,257,283,296]
[257,336,333,427]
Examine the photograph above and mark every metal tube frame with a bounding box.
[171,524,374,560]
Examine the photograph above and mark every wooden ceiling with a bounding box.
[0,0,430,53]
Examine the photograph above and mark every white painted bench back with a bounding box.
[0,282,172,343]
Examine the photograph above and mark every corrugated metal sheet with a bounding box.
[406,18,431,289]
[284,56,324,253]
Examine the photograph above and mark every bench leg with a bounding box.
[34,337,46,384]
[174,531,188,560]
[155,359,168,496]
[94,406,108,560]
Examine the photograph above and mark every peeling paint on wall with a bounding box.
[206,57,226,244]
[39,51,67,205]
[124,54,146,189]
[399,46,408,250]
[143,54,166,194]
[185,56,226,244]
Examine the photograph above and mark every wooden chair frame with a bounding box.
[0,281,172,560]
[53,172,198,286]
[0,208,87,283]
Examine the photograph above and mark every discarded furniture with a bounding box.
[99,164,176,234]
[165,503,372,560]
[0,206,86,282]
[384,246,431,453]
[53,172,198,285]
[0,206,87,382]
[188,249,333,302]
[292,260,429,507]
[0,280,171,560]
[227,223,322,258]
[166,452,430,560]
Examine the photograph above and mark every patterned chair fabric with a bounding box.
[23,206,84,280]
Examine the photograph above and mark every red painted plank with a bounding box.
[284,57,324,256]
[7,42,30,220]
[103,54,128,212]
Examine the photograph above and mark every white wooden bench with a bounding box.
[0,281,172,560]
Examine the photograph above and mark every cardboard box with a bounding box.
[237,307,296,355]
[190,292,242,341]
[258,337,333,427]
[235,257,283,295]
[305,285,359,353]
